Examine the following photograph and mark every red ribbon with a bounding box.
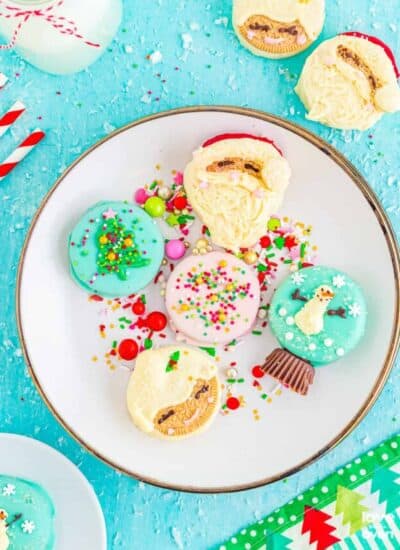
[0,0,100,50]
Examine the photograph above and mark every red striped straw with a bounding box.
[0,128,45,181]
[0,73,7,89]
[0,100,26,137]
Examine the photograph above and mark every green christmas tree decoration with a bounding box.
[301,506,340,549]
[371,466,400,514]
[335,486,368,535]
[96,214,150,281]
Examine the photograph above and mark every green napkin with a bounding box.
[219,433,400,549]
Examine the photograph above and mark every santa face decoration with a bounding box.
[183,134,291,251]
[296,33,400,130]
[233,0,325,59]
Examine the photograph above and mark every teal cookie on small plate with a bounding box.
[68,201,164,298]
[264,266,367,395]
[0,475,55,549]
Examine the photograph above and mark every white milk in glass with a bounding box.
[0,0,122,74]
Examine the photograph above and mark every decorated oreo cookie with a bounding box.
[264,266,367,395]
[165,251,260,345]
[69,201,164,298]
[295,33,400,130]
[126,346,221,439]
[0,475,55,549]
[233,0,325,59]
[184,133,291,250]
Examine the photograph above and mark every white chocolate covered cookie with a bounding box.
[233,0,325,59]
[296,33,400,130]
[126,346,221,440]
[184,134,291,251]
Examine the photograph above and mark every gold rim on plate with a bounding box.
[16,106,400,493]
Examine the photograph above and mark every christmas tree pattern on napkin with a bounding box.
[218,433,400,550]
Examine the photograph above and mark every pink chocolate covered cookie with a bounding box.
[166,251,260,345]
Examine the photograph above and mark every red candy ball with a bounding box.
[252,366,265,379]
[226,397,240,410]
[260,236,271,248]
[118,339,138,361]
[146,311,167,332]
[173,196,187,210]
[132,300,145,315]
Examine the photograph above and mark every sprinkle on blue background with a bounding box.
[0,1,399,549]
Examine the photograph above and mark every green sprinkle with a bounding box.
[257,264,267,272]
[144,338,153,350]
[238,378,245,383]
[177,214,195,224]
[149,180,158,190]
[284,259,292,264]
[200,346,216,357]
[165,365,174,373]
[300,242,307,258]
[228,339,237,346]
[252,330,262,336]
[274,236,285,250]
[266,252,276,258]
[261,394,267,400]
[118,317,132,324]
[170,350,180,361]
[112,340,117,349]
[222,404,227,410]
[227,378,237,384]
[140,294,146,305]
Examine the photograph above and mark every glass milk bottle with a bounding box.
[0,0,122,74]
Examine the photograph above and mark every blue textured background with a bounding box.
[0,1,399,549]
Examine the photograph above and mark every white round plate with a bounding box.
[0,434,106,548]
[17,108,400,492]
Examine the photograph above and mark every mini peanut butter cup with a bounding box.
[262,348,315,396]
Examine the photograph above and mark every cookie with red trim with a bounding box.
[233,0,325,59]
[184,133,291,250]
[296,33,400,130]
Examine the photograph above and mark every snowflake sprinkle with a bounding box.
[21,520,35,534]
[332,275,346,288]
[2,484,15,497]
[349,303,362,317]
[291,271,305,285]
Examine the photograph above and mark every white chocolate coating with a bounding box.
[233,0,325,40]
[296,35,400,130]
[0,520,8,550]
[184,138,290,250]
[126,346,220,438]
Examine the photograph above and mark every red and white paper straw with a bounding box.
[0,100,26,137]
[0,129,45,181]
[0,73,7,89]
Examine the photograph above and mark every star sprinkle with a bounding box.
[349,303,362,317]
[2,484,15,497]
[291,271,305,285]
[332,275,346,288]
[102,208,116,220]
[21,520,35,534]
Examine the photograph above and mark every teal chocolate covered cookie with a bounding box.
[69,201,164,298]
[264,266,367,395]
[0,475,55,549]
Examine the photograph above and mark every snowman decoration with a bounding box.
[263,266,367,395]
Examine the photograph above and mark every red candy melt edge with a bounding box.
[202,133,283,156]
[341,32,400,78]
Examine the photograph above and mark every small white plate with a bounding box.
[17,107,400,492]
[0,434,106,549]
